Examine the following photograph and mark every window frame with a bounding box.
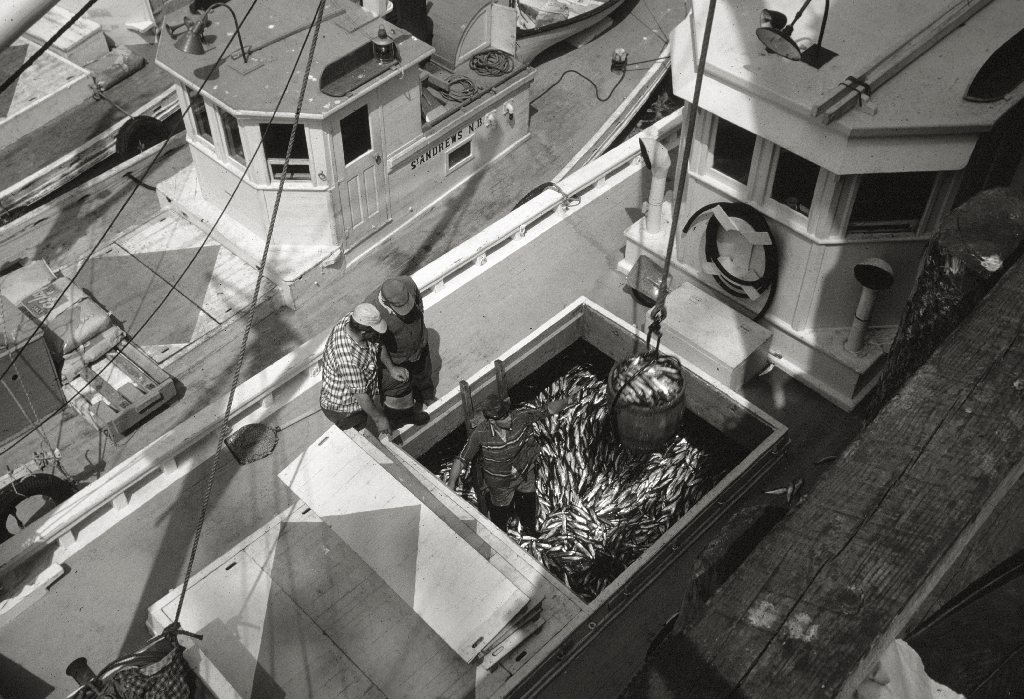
[259,121,314,184]
[446,138,474,173]
[837,171,942,239]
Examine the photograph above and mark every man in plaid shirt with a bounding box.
[319,303,409,438]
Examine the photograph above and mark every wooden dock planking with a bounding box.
[666,248,1024,696]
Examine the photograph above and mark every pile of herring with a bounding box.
[442,363,715,601]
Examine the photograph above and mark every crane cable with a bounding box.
[648,0,717,333]
[172,0,329,626]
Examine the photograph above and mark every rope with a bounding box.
[436,74,478,103]
[173,0,329,626]
[649,0,717,325]
[470,50,514,77]
[532,69,625,104]
[0,0,103,98]
[0,0,263,460]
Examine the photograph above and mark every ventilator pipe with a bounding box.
[641,138,672,235]
[845,258,894,355]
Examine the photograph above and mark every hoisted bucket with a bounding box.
[607,353,686,452]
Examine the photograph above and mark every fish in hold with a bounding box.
[438,364,717,601]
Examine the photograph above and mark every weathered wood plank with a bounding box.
[671,251,1024,697]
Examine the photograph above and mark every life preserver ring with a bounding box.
[0,473,78,543]
[682,201,779,320]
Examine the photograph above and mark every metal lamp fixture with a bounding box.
[173,2,249,63]
[756,0,835,68]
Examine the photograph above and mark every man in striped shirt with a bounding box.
[319,303,408,439]
[447,393,570,536]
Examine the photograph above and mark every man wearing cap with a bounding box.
[319,303,409,438]
[446,394,571,536]
[365,276,434,427]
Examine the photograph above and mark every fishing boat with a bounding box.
[1,0,1024,696]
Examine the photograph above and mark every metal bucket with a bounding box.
[607,355,687,452]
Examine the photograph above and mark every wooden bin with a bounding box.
[404,297,789,697]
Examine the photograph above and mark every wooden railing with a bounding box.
[0,109,685,581]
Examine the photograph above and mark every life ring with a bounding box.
[115,116,168,159]
[681,201,779,320]
[0,473,78,543]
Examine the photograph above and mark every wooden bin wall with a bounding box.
[403,297,788,697]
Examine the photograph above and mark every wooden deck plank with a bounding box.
[116,214,277,323]
[667,254,1024,697]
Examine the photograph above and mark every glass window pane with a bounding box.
[221,110,244,163]
[771,148,819,215]
[448,141,472,169]
[340,105,372,163]
[848,172,935,234]
[711,118,756,184]
[189,91,212,141]
[259,123,310,180]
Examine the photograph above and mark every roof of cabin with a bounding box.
[673,0,1024,170]
[156,0,433,118]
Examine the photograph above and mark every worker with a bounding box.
[365,276,434,427]
[447,393,571,536]
[319,303,408,439]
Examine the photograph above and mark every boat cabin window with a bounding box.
[221,110,245,164]
[340,106,372,163]
[711,118,756,185]
[259,123,311,181]
[847,171,936,235]
[188,90,213,143]
[771,148,819,216]
[447,141,472,170]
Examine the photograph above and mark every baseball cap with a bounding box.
[481,394,510,420]
[351,303,387,333]
[381,278,415,315]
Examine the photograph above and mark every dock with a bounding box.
[634,226,1024,695]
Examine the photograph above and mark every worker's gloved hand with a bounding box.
[390,366,410,382]
[374,415,392,435]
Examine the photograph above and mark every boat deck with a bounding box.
[0,145,860,696]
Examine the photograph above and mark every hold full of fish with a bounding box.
[439,362,715,601]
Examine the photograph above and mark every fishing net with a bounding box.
[224,423,279,464]
[441,366,716,601]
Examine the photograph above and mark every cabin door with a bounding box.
[331,102,389,252]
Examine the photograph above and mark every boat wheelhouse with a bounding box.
[623,0,1024,409]
[156,0,534,301]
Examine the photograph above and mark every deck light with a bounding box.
[172,2,249,63]
[372,25,397,64]
[756,0,835,68]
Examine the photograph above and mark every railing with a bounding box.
[0,108,685,581]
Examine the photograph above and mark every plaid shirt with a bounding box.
[320,315,381,412]
[459,406,548,506]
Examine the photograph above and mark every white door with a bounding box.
[332,102,389,251]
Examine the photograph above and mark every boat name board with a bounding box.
[409,117,485,170]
